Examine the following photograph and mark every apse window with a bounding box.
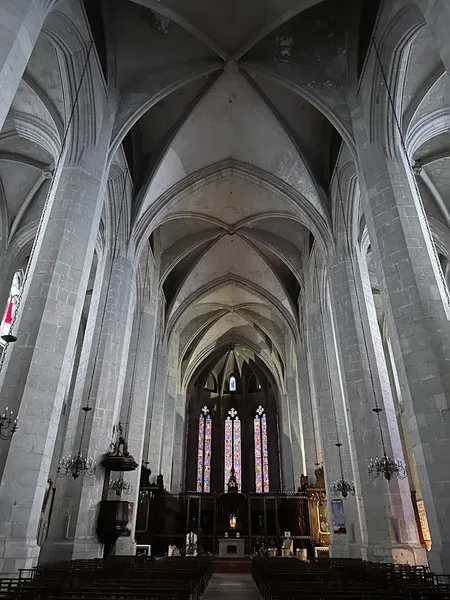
[196,406,212,493]
[254,405,269,493]
[229,375,236,392]
[224,407,241,492]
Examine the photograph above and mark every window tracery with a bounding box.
[196,406,212,492]
[224,407,241,491]
[254,405,269,493]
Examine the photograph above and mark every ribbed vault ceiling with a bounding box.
[2,0,448,392]
[115,0,354,388]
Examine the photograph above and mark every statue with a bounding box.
[227,467,239,493]
[157,473,164,489]
[315,466,325,489]
[230,514,237,529]
[186,531,198,556]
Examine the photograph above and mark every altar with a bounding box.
[218,537,245,557]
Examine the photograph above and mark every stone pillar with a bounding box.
[114,287,158,555]
[69,254,135,560]
[147,345,169,475]
[279,392,295,491]
[0,0,54,132]
[329,252,426,565]
[353,102,450,571]
[160,382,176,489]
[171,394,186,494]
[0,108,114,573]
[296,341,318,482]
[416,0,450,74]
[41,253,136,561]
[306,299,360,559]
[39,253,109,563]
[286,365,304,488]
[142,304,163,464]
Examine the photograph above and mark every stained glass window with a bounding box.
[1,271,23,344]
[224,407,241,491]
[254,405,269,493]
[197,406,212,492]
[229,376,236,392]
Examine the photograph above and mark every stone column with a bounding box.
[279,392,295,491]
[0,106,114,573]
[353,101,450,572]
[69,254,135,560]
[160,382,176,489]
[286,365,304,489]
[142,303,163,464]
[39,253,109,563]
[296,341,318,481]
[306,299,360,559]
[171,394,186,494]
[40,253,136,561]
[114,288,158,555]
[416,0,450,74]
[329,252,426,564]
[147,344,169,475]
[0,0,54,132]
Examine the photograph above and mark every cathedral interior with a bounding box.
[0,0,449,584]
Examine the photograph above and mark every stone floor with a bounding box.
[203,574,262,599]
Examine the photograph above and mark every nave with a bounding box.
[1,0,450,580]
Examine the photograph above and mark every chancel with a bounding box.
[0,0,449,596]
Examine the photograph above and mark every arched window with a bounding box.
[254,405,269,493]
[196,406,212,493]
[224,407,241,491]
[229,375,236,392]
[1,271,23,343]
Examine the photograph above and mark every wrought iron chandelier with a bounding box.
[329,443,355,499]
[57,406,96,479]
[109,476,132,496]
[367,407,406,481]
[0,407,17,440]
[368,452,407,482]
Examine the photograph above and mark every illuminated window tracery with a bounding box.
[196,406,212,492]
[224,407,241,491]
[254,405,269,493]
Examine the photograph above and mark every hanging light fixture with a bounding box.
[367,408,406,481]
[330,444,355,498]
[0,406,17,440]
[57,406,96,479]
[109,476,132,496]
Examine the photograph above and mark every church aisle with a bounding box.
[203,574,262,600]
